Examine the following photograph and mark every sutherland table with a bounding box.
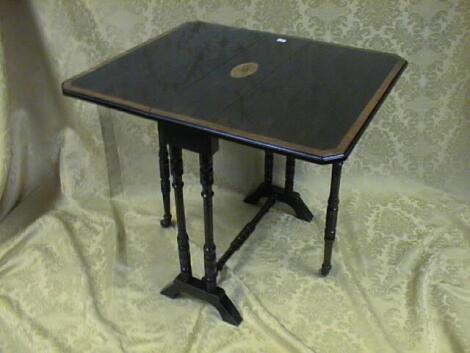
[62,21,407,326]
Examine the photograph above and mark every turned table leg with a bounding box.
[199,152,217,292]
[159,125,241,325]
[321,162,343,276]
[169,146,192,281]
[265,150,274,186]
[158,124,172,228]
[284,156,295,193]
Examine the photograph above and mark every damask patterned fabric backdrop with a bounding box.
[0,1,469,353]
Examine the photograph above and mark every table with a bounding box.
[62,21,407,326]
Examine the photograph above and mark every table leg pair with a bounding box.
[159,140,315,228]
[157,122,343,325]
[243,151,314,222]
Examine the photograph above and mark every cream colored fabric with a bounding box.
[0,1,469,352]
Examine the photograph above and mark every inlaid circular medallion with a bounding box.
[230,62,259,78]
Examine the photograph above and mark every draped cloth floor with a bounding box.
[0,1,469,353]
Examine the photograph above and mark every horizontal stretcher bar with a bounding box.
[217,195,277,271]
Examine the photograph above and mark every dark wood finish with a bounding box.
[160,274,242,326]
[321,162,343,276]
[162,132,242,325]
[159,122,245,325]
[264,151,273,186]
[245,184,314,222]
[169,146,192,281]
[160,121,218,155]
[245,153,313,222]
[158,124,172,228]
[62,21,407,325]
[62,21,407,164]
[199,152,217,292]
[217,195,276,271]
[285,156,295,193]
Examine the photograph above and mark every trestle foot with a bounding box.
[161,274,242,326]
[244,183,313,222]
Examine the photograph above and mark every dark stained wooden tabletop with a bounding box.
[62,21,407,163]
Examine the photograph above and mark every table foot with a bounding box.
[161,274,242,326]
[244,183,313,222]
[160,280,181,298]
[320,264,332,276]
[160,215,172,228]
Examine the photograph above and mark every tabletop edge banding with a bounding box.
[62,55,405,165]
[62,83,347,164]
[61,21,407,165]
[339,58,408,157]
